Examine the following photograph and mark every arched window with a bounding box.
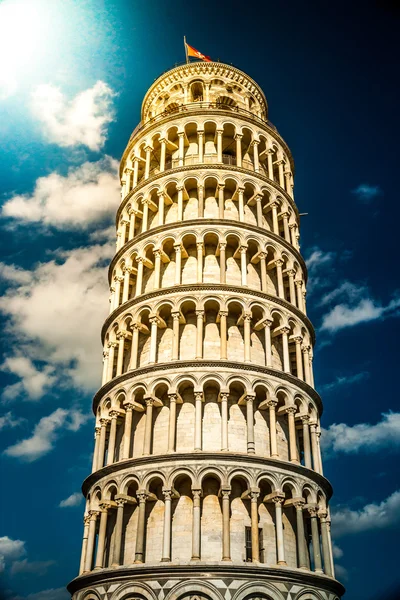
[191,81,204,102]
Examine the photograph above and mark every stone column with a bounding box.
[178,132,185,166]
[264,321,272,367]
[275,259,285,299]
[143,398,154,455]
[194,391,203,451]
[271,202,279,234]
[124,167,132,195]
[246,394,256,454]
[153,250,161,289]
[160,139,166,171]
[134,492,147,563]
[157,192,165,226]
[243,312,252,362]
[112,498,127,567]
[256,196,263,226]
[144,146,152,179]
[287,269,296,304]
[133,157,139,187]
[172,311,180,360]
[109,287,115,314]
[252,140,260,172]
[135,258,144,296]
[250,490,260,562]
[174,244,181,285]
[294,500,308,569]
[198,130,204,163]
[273,496,286,565]
[107,342,117,381]
[101,349,109,386]
[267,149,274,180]
[94,503,109,569]
[106,410,119,466]
[122,403,134,460]
[220,392,229,450]
[196,310,204,359]
[289,222,297,246]
[177,186,184,221]
[316,428,324,475]
[116,331,127,376]
[113,275,123,309]
[84,510,99,572]
[220,311,228,360]
[129,324,139,370]
[92,426,101,472]
[301,416,312,468]
[198,184,204,218]
[240,246,248,286]
[218,184,225,219]
[267,399,279,458]
[221,488,231,560]
[141,199,149,233]
[197,242,203,283]
[294,336,304,380]
[281,327,291,373]
[235,133,242,167]
[295,279,304,311]
[191,489,201,560]
[303,345,311,384]
[285,171,292,196]
[216,129,223,162]
[167,393,177,452]
[319,512,333,576]
[286,406,298,463]
[149,317,158,364]
[79,515,90,574]
[122,266,131,303]
[97,418,109,470]
[162,488,172,561]
[238,187,245,222]
[277,159,285,188]
[281,212,290,241]
[310,423,321,473]
[259,252,267,291]
[308,506,323,573]
[219,243,226,284]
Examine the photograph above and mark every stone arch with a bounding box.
[164,580,224,600]
[110,581,158,600]
[232,581,286,600]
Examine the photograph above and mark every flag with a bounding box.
[186,42,212,62]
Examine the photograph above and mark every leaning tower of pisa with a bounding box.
[68,62,345,600]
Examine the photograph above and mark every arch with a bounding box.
[110,582,158,600]
[232,581,286,600]
[164,581,224,600]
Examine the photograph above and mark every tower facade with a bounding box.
[68,62,344,600]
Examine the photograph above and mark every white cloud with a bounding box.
[0,411,24,431]
[322,412,400,455]
[3,407,90,462]
[352,183,382,203]
[332,541,344,559]
[1,357,56,402]
[0,241,113,393]
[332,489,400,537]
[334,563,349,580]
[320,294,400,332]
[319,281,367,306]
[31,81,115,151]
[10,559,55,576]
[2,156,119,229]
[306,248,336,273]
[59,492,83,508]
[0,536,26,573]
[0,263,32,285]
[320,371,369,393]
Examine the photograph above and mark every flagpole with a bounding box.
[184,35,189,64]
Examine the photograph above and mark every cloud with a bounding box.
[332,541,344,559]
[0,537,26,573]
[352,183,382,203]
[334,563,349,580]
[2,156,119,229]
[320,371,369,393]
[0,411,25,431]
[9,588,70,600]
[59,492,83,508]
[31,81,115,151]
[306,248,336,273]
[1,357,56,402]
[0,241,113,393]
[319,281,367,306]
[10,559,55,576]
[320,294,400,332]
[322,411,400,455]
[3,407,90,462]
[332,489,400,537]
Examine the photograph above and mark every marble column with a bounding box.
[220,392,229,451]
[198,184,204,218]
[197,242,203,283]
[264,321,272,367]
[294,336,304,380]
[320,512,333,576]
[79,515,90,575]
[273,497,286,565]
[112,498,127,567]
[219,243,226,284]
[219,310,228,359]
[162,489,172,561]
[198,131,204,163]
[218,184,225,219]
[92,426,100,472]
[309,506,323,573]
[250,491,260,562]
[221,488,231,560]
[235,133,242,167]
[106,411,119,466]
[294,500,308,569]
[134,492,147,563]
[122,403,134,460]
[167,393,177,452]
[94,504,109,569]
[191,489,201,560]
[246,394,256,454]
[268,400,279,458]
[240,246,248,286]
[196,310,204,359]
[301,416,312,468]
[243,312,252,362]
[143,398,154,455]
[84,510,99,572]
[97,419,109,470]
[174,245,181,286]
[172,311,180,360]
[194,392,203,451]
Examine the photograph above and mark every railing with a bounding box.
[128,102,277,143]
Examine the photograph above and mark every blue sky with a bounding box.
[0,1,399,599]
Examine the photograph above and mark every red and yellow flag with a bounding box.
[185,41,212,62]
